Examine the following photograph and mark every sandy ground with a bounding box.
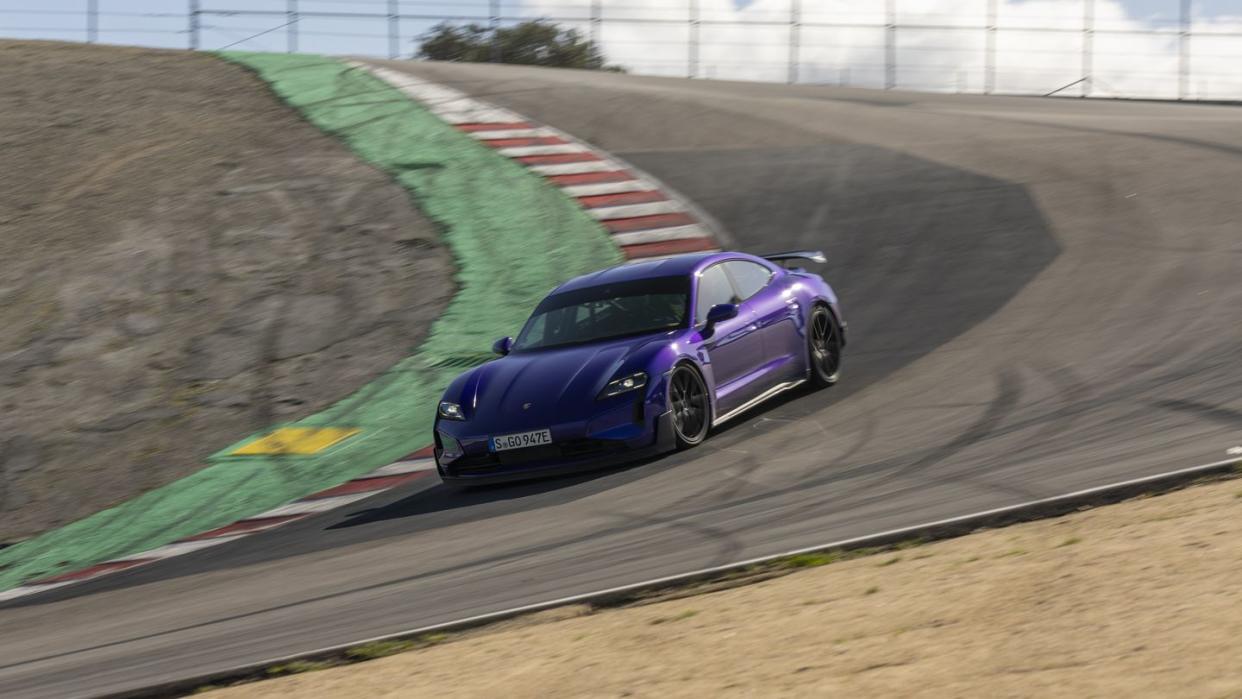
[212,475,1242,698]
[0,41,452,540]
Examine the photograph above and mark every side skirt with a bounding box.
[712,378,806,427]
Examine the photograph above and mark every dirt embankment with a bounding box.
[214,474,1242,698]
[0,41,452,541]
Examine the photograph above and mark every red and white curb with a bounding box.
[0,448,437,604]
[351,61,724,260]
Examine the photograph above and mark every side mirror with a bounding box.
[492,336,513,356]
[703,303,739,333]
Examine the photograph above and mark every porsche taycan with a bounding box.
[433,250,845,483]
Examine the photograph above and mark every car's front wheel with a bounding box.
[669,364,710,448]
[808,305,842,387]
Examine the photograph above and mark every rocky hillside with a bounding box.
[0,41,453,540]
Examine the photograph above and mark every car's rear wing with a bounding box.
[761,250,827,268]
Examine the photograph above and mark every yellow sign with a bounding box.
[230,427,360,456]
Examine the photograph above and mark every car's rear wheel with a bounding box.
[669,364,710,448]
[808,305,842,387]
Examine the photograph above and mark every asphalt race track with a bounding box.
[3,63,1242,698]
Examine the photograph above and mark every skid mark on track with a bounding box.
[601,510,745,568]
[878,369,1023,482]
[1004,362,1096,459]
[679,452,770,508]
[754,370,1038,521]
[999,114,1242,161]
[1153,399,1242,428]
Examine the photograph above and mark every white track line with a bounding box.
[436,109,522,125]
[560,180,654,197]
[364,458,437,477]
[0,581,74,603]
[468,128,552,140]
[611,224,714,246]
[252,492,378,519]
[123,534,249,561]
[588,201,684,220]
[496,144,589,157]
[527,161,617,176]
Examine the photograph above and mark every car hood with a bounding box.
[452,333,674,429]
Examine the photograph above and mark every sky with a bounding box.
[1,1,1239,99]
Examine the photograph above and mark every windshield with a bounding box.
[512,276,689,351]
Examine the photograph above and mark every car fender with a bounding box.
[656,340,718,430]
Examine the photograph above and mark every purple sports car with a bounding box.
[433,250,845,484]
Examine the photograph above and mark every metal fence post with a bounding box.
[885,0,896,89]
[388,0,399,59]
[689,0,700,79]
[287,0,298,53]
[188,0,199,50]
[1179,0,1191,100]
[87,0,98,43]
[489,0,501,62]
[985,0,997,94]
[1081,0,1093,97]
[788,0,801,84]
[590,0,602,50]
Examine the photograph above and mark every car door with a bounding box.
[723,259,803,384]
[695,262,765,414]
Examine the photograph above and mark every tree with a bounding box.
[416,19,623,72]
[416,23,491,63]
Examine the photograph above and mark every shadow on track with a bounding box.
[327,455,665,530]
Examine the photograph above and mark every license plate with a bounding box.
[491,428,553,452]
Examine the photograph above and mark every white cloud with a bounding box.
[523,0,1242,99]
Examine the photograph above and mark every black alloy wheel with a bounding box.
[669,364,710,448]
[809,305,842,387]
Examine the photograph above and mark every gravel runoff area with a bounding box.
[0,41,453,541]
[210,473,1242,698]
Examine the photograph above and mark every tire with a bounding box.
[808,304,842,388]
[668,363,710,449]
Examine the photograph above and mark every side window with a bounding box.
[518,312,547,347]
[695,264,738,324]
[723,260,773,301]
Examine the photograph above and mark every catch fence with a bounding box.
[4,1,1241,100]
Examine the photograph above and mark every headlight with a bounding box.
[599,371,648,399]
[438,401,465,420]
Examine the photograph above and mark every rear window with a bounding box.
[724,260,774,300]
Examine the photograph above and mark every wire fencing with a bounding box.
[3,0,1240,101]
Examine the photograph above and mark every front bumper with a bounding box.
[435,409,677,485]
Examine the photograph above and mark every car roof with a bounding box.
[551,251,766,294]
